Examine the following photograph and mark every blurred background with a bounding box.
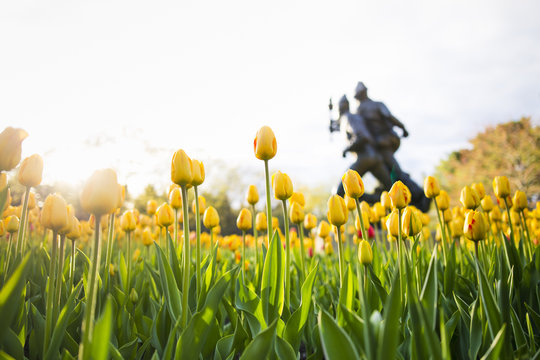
[1,0,539,233]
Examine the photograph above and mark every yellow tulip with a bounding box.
[289,192,305,207]
[192,195,206,215]
[146,200,157,215]
[463,210,488,242]
[421,212,430,226]
[169,187,182,210]
[493,176,510,198]
[191,159,205,186]
[0,127,28,172]
[324,241,334,255]
[303,213,317,231]
[386,209,401,238]
[67,217,81,240]
[246,185,259,205]
[253,126,277,160]
[255,212,267,231]
[460,186,480,210]
[436,190,450,211]
[472,182,486,199]
[272,171,293,200]
[5,215,19,233]
[388,181,411,209]
[374,202,386,218]
[203,206,220,229]
[327,195,348,227]
[442,209,452,223]
[341,169,364,198]
[450,216,464,237]
[490,206,502,222]
[236,208,252,231]
[41,193,69,231]
[289,201,304,224]
[156,203,174,227]
[80,169,119,216]
[512,190,528,211]
[318,220,331,238]
[17,154,43,187]
[116,184,126,209]
[171,149,193,186]
[358,239,373,265]
[423,176,440,199]
[59,206,76,235]
[401,206,423,237]
[121,210,137,232]
[344,194,356,211]
[272,217,279,230]
[481,195,494,212]
[142,227,153,246]
[380,191,391,210]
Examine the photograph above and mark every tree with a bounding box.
[435,117,540,204]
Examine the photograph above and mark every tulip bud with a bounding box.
[236,208,252,231]
[481,195,494,212]
[490,206,502,222]
[203,206,220,229]
[344,195,356,212]
[59,206,75,235]
[463,210,488,242]
[493,176,510,198]
[421,212,430,226]
[369,207,380,223]
[142,227,153,246]
[442,209,452,223]
[146,200,157,215]
[191,159,205,186]
[169,187,182,209]
[324,241,334,255]
[171,149,193,186]
[386,209,401,238]
[246,185,259,206]
[80,169,119,216]
[272,171,293,200]
[472,183,486,199]
[289,201,304,224]
[460,186,481,210]
[358,239,373,265]
[401,207,423,237]
[121,210,137,232]
[5,215,19,233]
[423,176,440,199]
[41,193,69,231]
[254,126,277,160]
[318,220,331,238]
[255,212,267,231]
[388,181,411,209]
[380,191,391,210]
[327,195,348,227]
[130,288,139,303]
[342,170,364,198]
[272,217,279,230]
[289,192,305,207]
[450,216,464,237]
[192,195,206,215]
[303,213,317,230]
[17,154,43,187]
[67,217,81,240]
[0,127,28,172]
[436,190,450,211]
[512,190,528,211]
[156,203,174,227]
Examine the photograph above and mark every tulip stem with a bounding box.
[433,199,447,266]
[251,205,259,282]
[281,200,291,312]
[336,226,345,287]
[126,231,131,293]
[241,230,246,285]
[194,186,201,299]
[43,230,58,355]
[503,197,515,247]
[174,208,179,250]
[70,239,76,292]
[397,208,404,303]
[105,214,115,292]
[180,185,191,328]
[519,211,533,261]
[264,160,273,248]
[15,186,30,257]
[79,216,102,360]
[298,223,307,284]
[54,234,66,319]
[355,199,369,249]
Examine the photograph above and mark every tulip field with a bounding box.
[1,125,540,360]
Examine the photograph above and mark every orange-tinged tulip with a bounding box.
[246,185,259,205]
[327,195,348,227]
[169,187,182,209]
[272,171,293,200]
[289,201,304,224]
[254,126,277,160]
[423,176,440,199]
[0,127,28,171]
[342,170,364,198]
[121,210,137,232]
[472,183,486,199]
[191,159,205,186]
[255,212,267,231]
[436,190,450,211]
[304,213,317,231]
[5,215,19,233]
[460,186,480,210]
[171,149,193,186]
[156,203,174,227]
[41,193,69,231]
[401,207,423,237]
[289,192,305,207]
[17,154,43,187]
[236,208,252,231]
[203,206,220,229]
[146,200,157,215]
[512,190,528,211]
[388,181,411,209]
[493,176,510,198]
[463,210,488,242]
[318,220,331,238]
[481,195,494,212]
[80,169,119,216]
[358,239,373,265]
[380,191,391,210]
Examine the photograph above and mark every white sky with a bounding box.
[2,0,540,196]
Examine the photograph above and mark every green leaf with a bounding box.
[275,336,296,360]
[377,268,401,360]
[0,329,23,360]
[261,231,285,324]
[239,318,278,360]
[337,264,355,326]
[469,300,482,360]
[476,259,502,339]
[480,324,506,360]
[318,308,359,360]
[154,242,182,322]
[235,278,267,336]
[420,247,438,330]
[87,296,114,360]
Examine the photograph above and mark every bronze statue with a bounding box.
[330,82,430,212]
